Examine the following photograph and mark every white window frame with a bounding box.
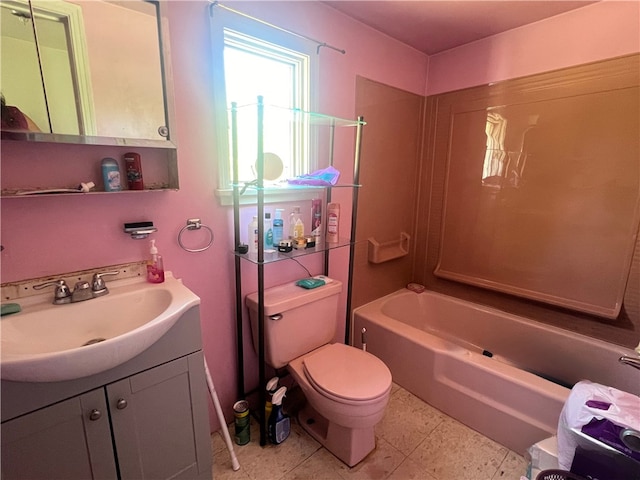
[210,6,319,204]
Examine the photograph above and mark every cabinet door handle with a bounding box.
[116,398,128,410]
[89,409,102,421]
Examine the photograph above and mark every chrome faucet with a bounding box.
[33,279,72,304]
[619,355,640,371]
[33,271,119,304]
[91,271,119,297]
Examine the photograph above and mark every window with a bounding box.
[210,5,317,198]
[482,112,508,185]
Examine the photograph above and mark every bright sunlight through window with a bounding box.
[223,29,310,184]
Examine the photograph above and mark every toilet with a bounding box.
[246,279,392,466]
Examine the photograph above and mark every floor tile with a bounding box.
[337,436,406,480]
[375,387,446,456]
[493,450,530,480]
[219,419,321,480]
[408,415,510,480]
[387,456,438,480]
[281,447,346,480]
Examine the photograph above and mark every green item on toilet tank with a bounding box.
[295,278,325,289]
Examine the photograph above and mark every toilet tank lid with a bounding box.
[245,279,342,316]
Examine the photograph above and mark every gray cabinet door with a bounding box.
[1,388,117,480]
[108,352,212,480]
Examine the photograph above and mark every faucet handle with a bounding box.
[91,271,119,296]
[33,280,72,304]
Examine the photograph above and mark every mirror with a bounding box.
[0,0,173,145]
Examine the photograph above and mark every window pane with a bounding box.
[224,46,296,182]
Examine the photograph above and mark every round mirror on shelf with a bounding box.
[254,152,284,181]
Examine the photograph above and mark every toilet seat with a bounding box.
[302,343,392,403]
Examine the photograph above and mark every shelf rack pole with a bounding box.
[256,96,267,446]
[324,118,336,276]
[231,102,245,400]
[345,117,364,344]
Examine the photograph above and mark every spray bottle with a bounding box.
[264,377,279,428]
[268,386,290,444]
[147,240,165,283]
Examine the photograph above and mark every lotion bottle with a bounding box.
[268,386,290,444]
[248,216,258,253]
[326,203,340,243]
[147,239,165,283]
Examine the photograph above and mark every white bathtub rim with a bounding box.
[353,288,639,396]
[354,288,636,357]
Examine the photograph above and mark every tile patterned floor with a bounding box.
[211,384,529,480]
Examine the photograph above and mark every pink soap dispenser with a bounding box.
[147,239,165,283]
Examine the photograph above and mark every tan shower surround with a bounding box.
[353,54,640,348]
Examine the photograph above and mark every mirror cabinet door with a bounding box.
[1,0,170,143]
[1,0,50,133]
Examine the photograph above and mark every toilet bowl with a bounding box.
[288,343,392,466]
[246,279,392,466]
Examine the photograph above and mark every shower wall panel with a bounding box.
[418,54,640,346]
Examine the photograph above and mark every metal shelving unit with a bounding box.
[231,97,364,445]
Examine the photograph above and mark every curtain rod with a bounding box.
[209,1,346,55]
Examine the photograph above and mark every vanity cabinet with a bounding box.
[1,306,212,480]
[1,387,116,479]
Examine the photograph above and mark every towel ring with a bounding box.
[178,218,214,253]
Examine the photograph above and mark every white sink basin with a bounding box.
[1,273,200,382]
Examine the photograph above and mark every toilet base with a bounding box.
[297,402,376,467]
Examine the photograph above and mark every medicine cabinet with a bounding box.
[0,0,175,146]
[0,0,178,196]
[230,98,365,446]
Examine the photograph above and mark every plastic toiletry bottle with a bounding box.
[311,199,322,243]
[289,206,304,240]
[326,203,340,243]
[264,377,279,428]
[101,157,122,192]
[124,152,144,190]
[147,240,165,283]
[264,212,274,250]
[268,386,290,445]
[273,209,284,245]
[248,216,258,253]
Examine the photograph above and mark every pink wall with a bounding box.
[0,1,427,431]
[427,0,640,95]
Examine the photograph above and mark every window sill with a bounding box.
[216,186,324,206]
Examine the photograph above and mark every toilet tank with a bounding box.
[246,279,343,369]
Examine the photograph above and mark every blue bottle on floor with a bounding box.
[268,386,290,444]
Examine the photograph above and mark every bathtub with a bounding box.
[353,289,639,454]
